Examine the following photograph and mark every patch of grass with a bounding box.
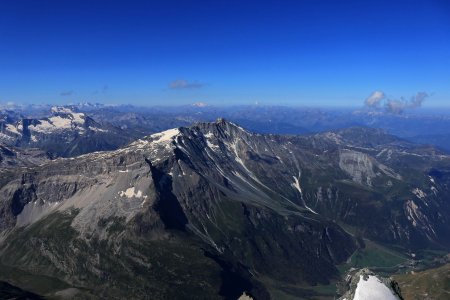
[0,211,227,299]
[259,275,339,300]
[346,240,408,270]
[98,216,127,233]
[336,238,410,277]
[0,263,73,297]
[394,263,450,300]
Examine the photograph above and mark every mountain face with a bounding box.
[0,106,134,157]
[1,120,450,299]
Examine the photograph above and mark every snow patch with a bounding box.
[412,188,426,199]
[431,186,438,195]
[89,126,108,132]
[206,139,220,150]
[27,107,87,134]
[292,174,303,194]
[118,187,146,199]
[291,173,317,214]
[151,128,180,142]
[49,116,73,128]
[353,275,397,300]
[238,292,253,300]
[5,124,20,135]
[51,106,73,114]
[204,131,214,139]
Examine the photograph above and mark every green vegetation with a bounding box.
[394,262,450,300]
[0,264,72,298]
[348,240,408,270]
[0,211,227,299]
[260,276,337,300]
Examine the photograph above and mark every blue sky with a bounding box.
[0,0,449,107]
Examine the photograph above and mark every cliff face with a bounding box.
[1,120,450,299]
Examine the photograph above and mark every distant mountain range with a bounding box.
[1,120,450,299]
[3,103,450,152]
[0,106,136,157]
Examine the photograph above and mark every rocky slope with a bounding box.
[0,143,50,168]
[1,120,450,299]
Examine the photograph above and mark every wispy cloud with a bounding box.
[364,91,429,114]
[385,92,429,114]
[410,91,428,108]
[169,79,204,90]
[60,90,74,96]
[365,91,385,107]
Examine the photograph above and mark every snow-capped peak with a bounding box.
[50,106,86,124]
[192,102,208,107]
[24,106,88,135]
[51,106,75,114]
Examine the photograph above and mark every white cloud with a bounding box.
[365,91,385,107]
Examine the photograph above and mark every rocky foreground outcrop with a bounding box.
[338,268,403,300]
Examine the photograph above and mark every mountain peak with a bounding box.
[190,118,250,139]
[51,106,77,114]
[192,102,208,107]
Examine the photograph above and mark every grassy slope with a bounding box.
[0,211,226,300]
[394,263,450,300]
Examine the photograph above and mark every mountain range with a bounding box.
[1,119,449,299]
[0,106,135,157]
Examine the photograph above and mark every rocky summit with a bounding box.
[1,119,450,299]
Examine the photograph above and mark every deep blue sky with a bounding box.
[0,0,449,106]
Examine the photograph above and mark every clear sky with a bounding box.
[0,0,449,107]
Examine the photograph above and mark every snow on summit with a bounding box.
[150,128,180,142]
[28,106,87,134]
[353,275,398,300]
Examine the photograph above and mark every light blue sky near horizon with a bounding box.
[0,0,449,107]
